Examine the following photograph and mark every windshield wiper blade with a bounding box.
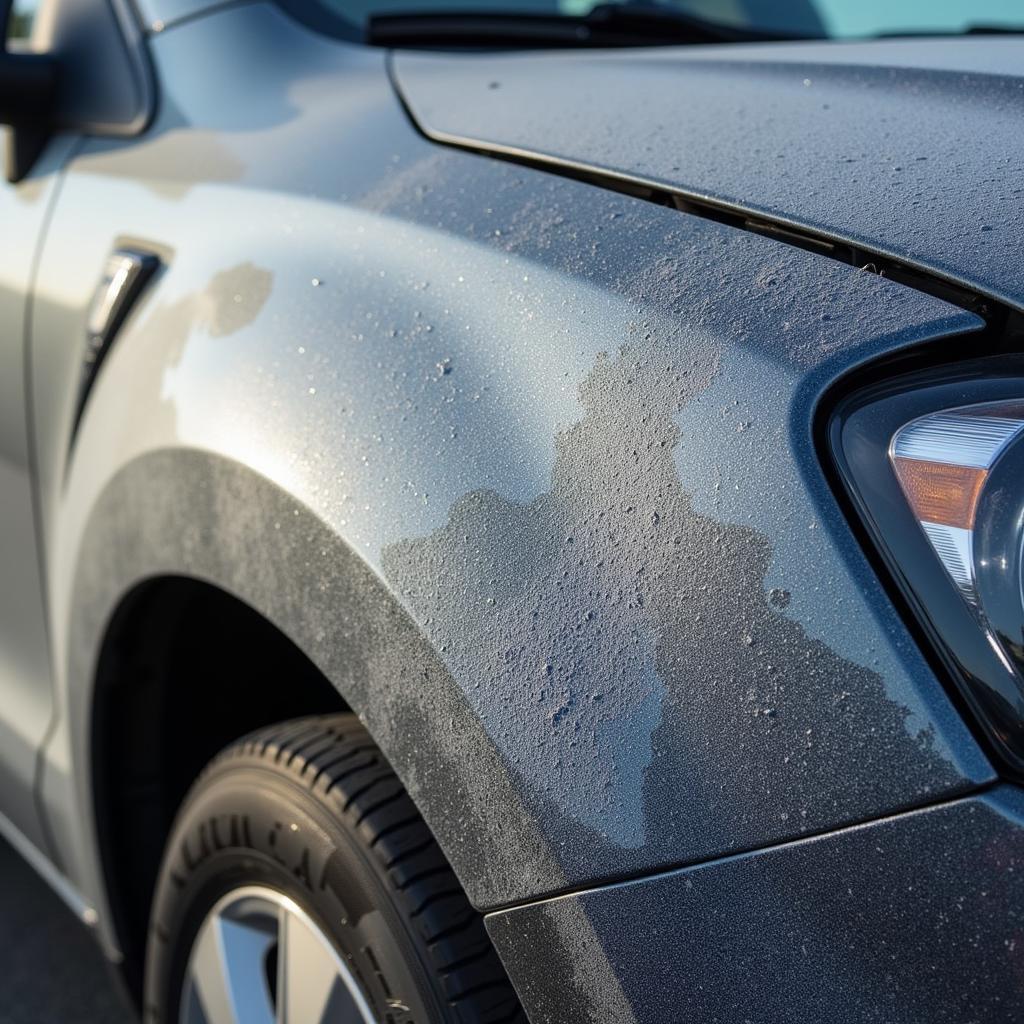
[366,3,814,49]
[873,23,1024,38]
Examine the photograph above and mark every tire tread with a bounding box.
[206,714,525,1024]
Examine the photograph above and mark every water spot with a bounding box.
[549,701,572,728]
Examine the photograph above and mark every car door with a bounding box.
[0,3,68,851]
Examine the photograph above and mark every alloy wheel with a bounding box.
[180,886,376,1024]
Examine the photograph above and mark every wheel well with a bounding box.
[91,576,349,1004]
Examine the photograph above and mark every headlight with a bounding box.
[832,359,1024,773]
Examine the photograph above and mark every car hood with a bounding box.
[393,37,1024,310]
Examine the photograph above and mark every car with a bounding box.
[1,0,1024,1020]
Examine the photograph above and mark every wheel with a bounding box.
[144,714,525,1024]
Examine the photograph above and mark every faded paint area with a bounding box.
[383,335,720,848]
[487,787,1024,1023]
[378,264,976,878]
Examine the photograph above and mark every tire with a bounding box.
[144,714,525,1024]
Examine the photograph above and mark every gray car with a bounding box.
[2,0,1024,1021]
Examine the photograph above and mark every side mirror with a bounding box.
[0,2,57,182]
[1,0,153,184]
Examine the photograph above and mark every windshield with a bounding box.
[324,0,1024,41]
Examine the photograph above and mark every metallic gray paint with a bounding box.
[394,37,1024,308]
[487,785,1024,1023]
[22,4,998,964]
[0,132,76,852]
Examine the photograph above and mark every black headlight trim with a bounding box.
[830,356,1024,776]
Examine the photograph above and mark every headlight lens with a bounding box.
[890,402,1024,602]
[832,361,1024,772]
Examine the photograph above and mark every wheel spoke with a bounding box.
[276,906,352,1024]
[181,887,374,1024]
[188,912,276,1024]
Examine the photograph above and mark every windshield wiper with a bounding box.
[872,24,1024,38]
[366,3,816,49]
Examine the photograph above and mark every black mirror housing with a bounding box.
[0,0,154,184]
[0,52,57,182]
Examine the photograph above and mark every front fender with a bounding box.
[27,1,994,955]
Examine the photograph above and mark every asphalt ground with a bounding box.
[0,838,134,1023]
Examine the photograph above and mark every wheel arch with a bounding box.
[90,573,350,1003]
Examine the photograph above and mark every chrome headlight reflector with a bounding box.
[890,403,1024,599]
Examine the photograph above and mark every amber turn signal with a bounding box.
[891,458,987,531]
